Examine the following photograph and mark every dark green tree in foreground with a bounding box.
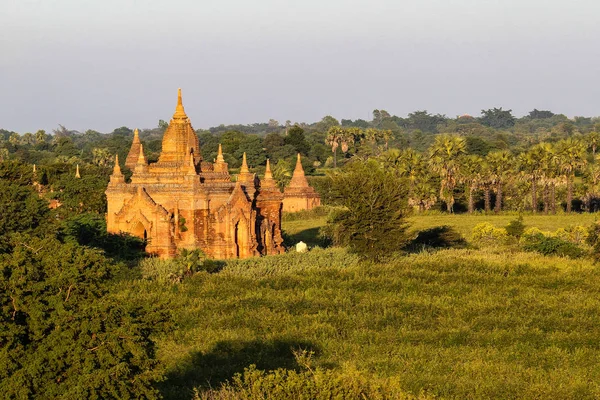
[325,159,410,261]
[0,235,169,398]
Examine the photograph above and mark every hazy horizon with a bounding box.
[1,0,599,134]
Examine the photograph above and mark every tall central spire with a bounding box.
[173,88,187,119]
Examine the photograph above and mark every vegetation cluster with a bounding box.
[2,106,600,398]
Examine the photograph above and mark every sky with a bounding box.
[1,0,599,133]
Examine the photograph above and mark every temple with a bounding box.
[282,153,321,212]
[105,89,292,259]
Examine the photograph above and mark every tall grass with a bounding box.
[116,243,600,399]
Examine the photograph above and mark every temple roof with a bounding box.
[288,153,309,188]
[157,89,202,166]
[125,128,142,170]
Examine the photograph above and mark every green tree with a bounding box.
[428,134,466,212]
[326,126,343,168]
[486,150,513,213]
[518,145,547,213]
[586,131,600,156]
[0,234,168,398]
[284,125,310,155]
[0,181,50,248]
[555,138,587,212]
[480,107,516,129]
[326,159,410,261]
[234,135,266,167]
[459,155,484,213]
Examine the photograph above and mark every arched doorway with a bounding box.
[131,221,147,240]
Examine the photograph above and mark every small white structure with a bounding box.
[295,241,308,253]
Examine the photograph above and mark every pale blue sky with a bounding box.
[1,0,598,133]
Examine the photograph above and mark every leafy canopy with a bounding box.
[325,159,410,261]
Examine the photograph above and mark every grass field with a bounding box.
[116,211,600,399]
[283,211,600,246]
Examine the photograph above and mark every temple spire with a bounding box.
[132,128,140,144]
[216,144,225,163]
[240,152,249,173]
[173,88,187,119]
[125,128,143,170]
[109,154,125,185]
[261,158,277,189]
[265,158,273,180]
[112,154,123,176]
[289,153,309,187]
[75,164,81,179]
[137,144,148,165]
[294,153,305,176]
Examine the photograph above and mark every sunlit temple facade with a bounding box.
[105,89,319,258]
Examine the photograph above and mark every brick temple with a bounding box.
[105,89,319,259]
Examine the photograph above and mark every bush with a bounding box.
[505,216,525,238]
[521,233,586,258]
[140,249,224,283]
[408,226,467,251]
[194,350,417,400]
[282,206,333,222]
[471,223,508,246]
[326,159,411,261]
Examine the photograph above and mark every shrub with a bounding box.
[194,350,417,400]
[586,222,600,261]
[408,225,467,251]
[326,159,411,261]
[521,234,586,259]
[140,249,224,283]
[471,223,508,246]
[505,216,525,238]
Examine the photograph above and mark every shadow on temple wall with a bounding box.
[159,338,320,399]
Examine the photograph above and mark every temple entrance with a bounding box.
[234,218,249,258]
[131,221,147,240]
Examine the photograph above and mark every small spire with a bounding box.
[33,164,37,174]
[186,150,196,175]
[240,152,249,173]
[75,164,81,179]
[260,158,277,189]
[288,153,309,188]
[216,143,225,162]
[112,154,123,176]
[173,88,187,119]
[132,128,140,144]
[294,153,304,176]
[265,159,273,179]
[136,144,148,166]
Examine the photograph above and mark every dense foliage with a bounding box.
[325,159,410,260]
[2,107,600,214]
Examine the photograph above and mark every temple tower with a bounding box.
[282,154,321,212]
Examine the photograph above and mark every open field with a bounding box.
[283,211,600,246]
[408,213,600,240]
[112,211,600,399]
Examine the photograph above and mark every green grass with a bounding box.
[282,211,600,246]
[408,213,600,240]
[112,212,600,399]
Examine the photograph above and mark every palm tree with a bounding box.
[535,142,557,214]
[583,158,600,211]
[428,134,466,212]
[486,150,513,213]
[518,145,547,213]
[555,138,587,212]
[587,131,600,156]
[326,126,343,168]
[459,155,484,213]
